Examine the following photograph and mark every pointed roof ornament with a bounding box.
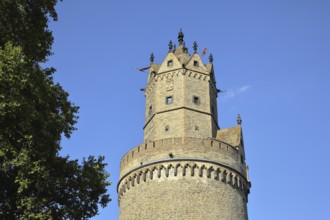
[168,40,173,52]
[193,41,198,53]
[178,28,184,46]
[150,53,154,64]
[209,53,214,63]
[237,114,242,125]
[173,43,176,51]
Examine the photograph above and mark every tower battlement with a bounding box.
[119,137,247,179]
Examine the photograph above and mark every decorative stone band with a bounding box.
[145,69,217,97]
[117,158,251,205]
[143,106,220,130]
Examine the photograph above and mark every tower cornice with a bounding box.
[145,68,218,96]
[143,106,220,130]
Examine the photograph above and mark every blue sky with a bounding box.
[48,0,330,219]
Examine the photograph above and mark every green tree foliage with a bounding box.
[0,1,111,219]
[0,0,59,63]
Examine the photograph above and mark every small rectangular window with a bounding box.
[166,96,173,104]
[193,96,200,105]
[149,105,152,115]
[193,60,199,67]
[167,60,173,67]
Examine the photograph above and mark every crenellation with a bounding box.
[119,137,246,179]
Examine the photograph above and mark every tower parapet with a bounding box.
[118,31,251,220]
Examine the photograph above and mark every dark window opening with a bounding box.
[195,125,199,131]
[165,125,169,132]
[149,105,152,115]
[166,96,173,104]
[167,60,173,67]
[193,96,200,105]
[193,60,199,67]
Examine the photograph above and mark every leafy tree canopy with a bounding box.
[0,0,60,63]
[0,1,111,219]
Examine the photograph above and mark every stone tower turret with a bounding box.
[118,31,251,220]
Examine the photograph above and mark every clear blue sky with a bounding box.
[48,0,330,219]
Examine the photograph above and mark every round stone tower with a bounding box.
[118,30,251,220]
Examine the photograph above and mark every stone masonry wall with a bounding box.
[118,160,249,220]
[144,69,219,141]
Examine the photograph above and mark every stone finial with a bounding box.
[168,40,173,52]
[209,53,213,63]
[193,41,198,53]
[178,28,184,45]
[237,114,242,125]
[150,53,155,63]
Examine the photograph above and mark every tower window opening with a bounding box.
[165,125,169,132]
[149,105,152,115]
[167,60,173,67]
[193,60,199,67]
[193,96,200,105]
[166,96,173,104]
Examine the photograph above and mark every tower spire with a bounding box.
[168,40,173,52]
[237,114,242,125]
[178,28,184,46]
[209,53,214,63]
[193,41,198,53]
[150,52,154,64]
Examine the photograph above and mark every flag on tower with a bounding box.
[201,48,208,56]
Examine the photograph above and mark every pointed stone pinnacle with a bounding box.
[193,41,198,53]
[237,114,242,125]
[209,53,213,63]
[150,53,154,63]
[178,29,184,46]
[168,40,173,52]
